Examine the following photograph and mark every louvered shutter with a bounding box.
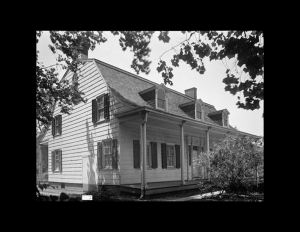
[59,150,62,172]
[133,140,140,169]
[204,137,207,152]
[104,94,110,120]
[97,142,103,170]
[175,145,180,168]
[151,142,157,168]
[112,139,118,170]
[92,99,97,123]
[51,151,55,172]
[52,119,55,136]
[58,115,62,135]
[161,143,167,169]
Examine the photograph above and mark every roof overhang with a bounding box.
[115,106,261,139]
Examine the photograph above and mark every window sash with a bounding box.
[55,151,59,171]
[103,141,112,168]
[166,145,175,167]
[158,99,165,109]
[197,111,202,119]
[146,143,151,167]
[97,97,105,121]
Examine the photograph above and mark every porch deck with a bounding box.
[120,179,207,197]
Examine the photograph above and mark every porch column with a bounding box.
[140,124,144,194]
[186,136,189,181]
[140,111,148,199]
[38,145,43,181]
[143,117,147,189]
[206,127,211,181]
[180,120,186,185]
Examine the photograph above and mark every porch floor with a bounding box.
[120,179,207,197]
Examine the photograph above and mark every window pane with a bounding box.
[158,99,165,109]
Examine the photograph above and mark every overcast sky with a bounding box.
[37,31,264,137]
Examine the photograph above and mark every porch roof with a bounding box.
[115,106,261,139]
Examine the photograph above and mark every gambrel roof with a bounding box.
[94,59,236,129]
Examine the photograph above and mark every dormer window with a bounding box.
[196,103,202,120]
[157,89,165,109]
[224,114,228,127]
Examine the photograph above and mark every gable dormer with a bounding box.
[179,99,204,120]
[139,84,168,111]
[208,109,230,127]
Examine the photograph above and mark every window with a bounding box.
[51,150,62,172]
[166,145,175,167]
[146,143,151,168]
[133,140,157,169]
[52,115,62,136]
[157,89,165,109]
[103,140,112,169]
[224,114,228,127]
[92,94,110,123]
[72,73,78,91]
[196,103,202,120]
[97,139,118,170]
[97,96,105,121]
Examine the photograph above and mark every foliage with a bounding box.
[208,134,263,194]
[36,31,264,132]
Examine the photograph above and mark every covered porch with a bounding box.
[116,106,243,198]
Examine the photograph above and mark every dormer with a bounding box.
[179,99,204,121]
[139,84,169,111]
[208,109,230,127]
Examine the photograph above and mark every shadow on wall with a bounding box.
[98,91,121,186]
[85,119,97,191]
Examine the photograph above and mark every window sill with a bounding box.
[53,133,62,138]
[94,119,109,125]
[99,168,117,171]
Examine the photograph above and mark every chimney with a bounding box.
[78,48,88,59]
[185,87,197,100]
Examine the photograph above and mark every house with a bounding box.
[39,51,261,197]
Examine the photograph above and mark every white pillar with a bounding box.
[140,123,144,193]
[186,136,189,181]
[180,121,186,185]
[143,120,147,189]
[206,127,211,181]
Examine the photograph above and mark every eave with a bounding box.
[115,106,261,139]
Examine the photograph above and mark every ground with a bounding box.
[37,183,264,202]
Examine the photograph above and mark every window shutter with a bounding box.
[52,118,55,136]
[51,151,55,172]
[58,115,62,135]
[92,99,97,123]
[175,145,180,168]
[133,140,140,169]
[161,143,167,169]
[204,137,207,152]
[151,142,157,168]
[104,94,110,120]
[59,150,62,172]
[97,142,102,170]
[112,139,118,170]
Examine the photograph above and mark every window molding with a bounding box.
[195,99,204,121]
[155,85,169,112]
[92,93,110,124]
[52,149,62,173]
[166,144,176,168]
[52,115,62,137]
[97,138,118,171]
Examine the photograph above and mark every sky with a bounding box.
[37,31,264,137]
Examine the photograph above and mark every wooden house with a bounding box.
[39,51,261,197]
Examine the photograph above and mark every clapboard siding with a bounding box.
[46,60,126,186]
[118,120,214,185]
